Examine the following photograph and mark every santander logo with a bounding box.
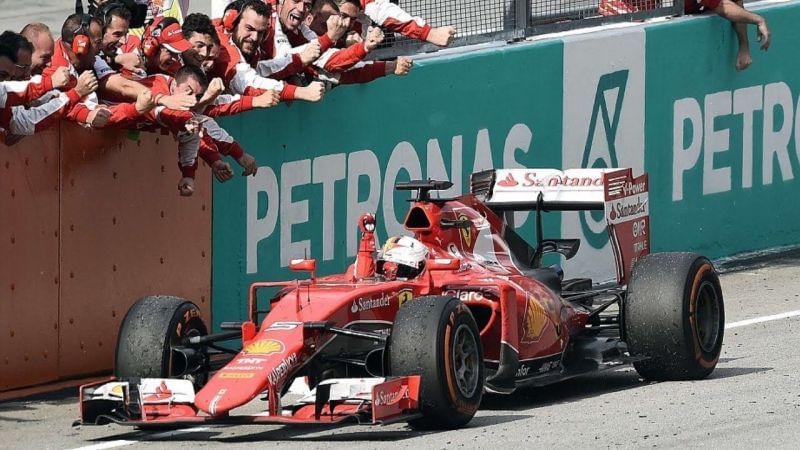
[497,173,519,187]
[351,296,390,313]
[374,387,409,406]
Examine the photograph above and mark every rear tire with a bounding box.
[624,253,724,380]
[115,295,208,387]
[388,296,483,430]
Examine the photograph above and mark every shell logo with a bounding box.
[243,339,284,356]
[458,213,472,247]
[522,296,548,343]
[398,289,414,308]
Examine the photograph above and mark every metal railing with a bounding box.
[372,0,683,59]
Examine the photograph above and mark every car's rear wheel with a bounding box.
[388,295,483,430]
[115,295,208,388]
[624,253,724,380]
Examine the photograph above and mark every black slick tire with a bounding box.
[624,253,724,380]
[115,295,208,384]
[388,295,483,430]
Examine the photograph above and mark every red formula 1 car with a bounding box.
[78,167,725,430]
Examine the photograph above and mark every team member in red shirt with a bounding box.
[0,44,71,105]
[19,23,55,77]
[135,65,275,195]
[92,2,139,74]
[304,0,413,86]
[600,0,770,71]
[335,0,456,47]
[182,13,222,74]
[687,0,769,71]
[137,17,193,76]
[0,31,35,81]
[1,72,98,144]
[44,13,157,127]
[258,0,367,79]
[0,37,98,144]
[252,0,343,80]
[81,11,197,112]
[212,0,325,102]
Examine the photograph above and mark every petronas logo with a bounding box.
[580,70,629,249]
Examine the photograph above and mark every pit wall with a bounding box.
[214,1,800,327]
[0,125,211,392]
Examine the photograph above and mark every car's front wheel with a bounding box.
[388,295,483,430]
[115,295,209,388]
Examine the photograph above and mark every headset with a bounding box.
[96,1,128,28]
[222,0,265,32]
[71,14,93,57]
[87,0,146,28]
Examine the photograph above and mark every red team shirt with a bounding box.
[685,0,722,13]
[44,40,141,126]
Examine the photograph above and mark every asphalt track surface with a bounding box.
[1,249,799,449]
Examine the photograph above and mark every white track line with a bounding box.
[725,310,800,329]
[70,310,800,448]
[72,427,210,450]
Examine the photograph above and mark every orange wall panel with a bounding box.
[57,125,212,378]
[0,123,212,392]
[0,131,61,391]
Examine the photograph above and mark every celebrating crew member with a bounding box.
[336,0,456,47]
[0,35,99,143]
[303,0,413,85]
[212,0,325,102]
[44,13,156,127]
[19,23,55,77]
[182,13,221,73]
[599,0,770,71]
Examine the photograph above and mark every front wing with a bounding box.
[77,376,421,429]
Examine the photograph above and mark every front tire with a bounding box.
[624,253,724,380]
[388,296,483,430]
[115,295,208,387]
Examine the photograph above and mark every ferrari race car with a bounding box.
[78,167,725,430]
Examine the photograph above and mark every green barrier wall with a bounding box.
[214,2,800,326]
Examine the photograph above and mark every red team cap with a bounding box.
[148,18,192,54]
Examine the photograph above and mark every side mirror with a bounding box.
[427,258,461,271]
[289,258,317,280]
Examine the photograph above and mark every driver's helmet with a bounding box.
[377,236,429,280]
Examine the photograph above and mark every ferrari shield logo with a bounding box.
[243,339,284,356]
[521,295,548,343]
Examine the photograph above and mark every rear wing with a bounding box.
[470,168,650,284]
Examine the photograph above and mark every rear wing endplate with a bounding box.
[470,168,650,283]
